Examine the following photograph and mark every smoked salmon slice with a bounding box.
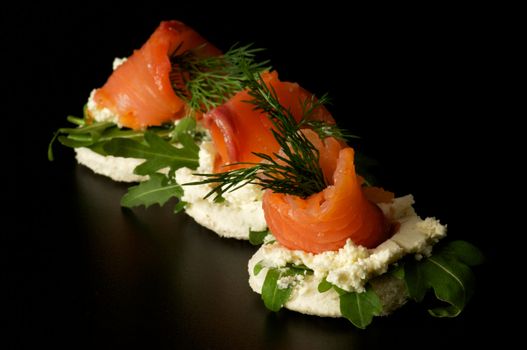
[203,71,335,170]
[262,130,390,253]
[94,20,220,130]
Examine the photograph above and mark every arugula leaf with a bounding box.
[261,268,296,312]
[389,264,405,280]
[317,277,332,293]
[261,265,310,312]
[285,263,313,275]
[404,240,483,317]
[50,115,200,210]
[121,173,183,209]
[172,115,197,143]
[49,120,114,160]
[317,277,382,328]
[104,131,199,176]
[253,260,264,276]
[58,121,114,140]
[249,229,269,246]
[173,200,187,213]
[57,135,93,148]
[441,240,484,266]
[339,286,383,329]
[48,116,173,160]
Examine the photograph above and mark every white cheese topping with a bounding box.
[112,57,127,70]
[248,195,446,317]
[86,90,120,125]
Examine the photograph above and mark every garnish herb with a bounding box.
[170,43,270,112]
[105,119,201,209]
[249,229,270,246]
[50,43,268,161]
[404,240,484,317]
[49,113,201,210]
[260,264,313,312]
[48,119,171,161]
[338,286,383,329]
[121,173,183,211]
[186,60,349,199]
[104,130,199,177]
[253,261,265,276]
[312,240,483,328]
[316,277,382,329]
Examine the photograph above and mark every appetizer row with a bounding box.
[50,21,482,328]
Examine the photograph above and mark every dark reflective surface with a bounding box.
[11,4,498,349]
[16,161,494,349]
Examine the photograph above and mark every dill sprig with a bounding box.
[297,94,359,142]
[300,119,359,142]
[170,43,269,112]
[186,60,335,199]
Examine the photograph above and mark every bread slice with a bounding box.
[75,148,147,182]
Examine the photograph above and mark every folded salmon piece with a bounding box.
[93,20,220,130]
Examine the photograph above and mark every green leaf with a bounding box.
[405,261,427,302]
[172,115,197,142]
[249,229,269,246]
[58,120,113,135]
[285,263,313,275]
[104,131,199,176]
[317,277,332,293]
[426,256,474,317]
[48,132,59,161]
[173,200,187,213]
[442,240,485,267]
[404,240,483,318]
[260,265,310,312]
[121,173,183,208]
[261,268,295,312]
[339,286,382,329]
[57,136,94,148]
[389,264,405,280]
[253,261,264,276]
[67,115,85,126]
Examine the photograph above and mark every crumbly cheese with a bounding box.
[248,195,446,317]
[175,141,267,240]
[277,274,305,289]
[112,57,127,70]
[86,90,119,125]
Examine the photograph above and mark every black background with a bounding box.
[9,2,502,349]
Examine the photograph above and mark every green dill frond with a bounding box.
[299,119,359,142]
[170,43,270,112]
[183,54,357,199]
[296,93,358,141]
[185,60,332,199]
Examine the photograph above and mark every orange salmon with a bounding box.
[94,21,220,130]
[204,71,334,170]
[262,130,390,253]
